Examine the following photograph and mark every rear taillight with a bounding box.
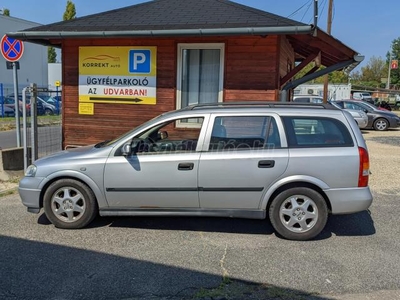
[358,147,369,187]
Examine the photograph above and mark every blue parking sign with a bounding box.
[129,50,151,73]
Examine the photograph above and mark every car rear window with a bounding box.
[282,117,354,148]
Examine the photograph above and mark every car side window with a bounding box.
[134,117,204,154]
[283,117,353,147]
[209,116,280,151]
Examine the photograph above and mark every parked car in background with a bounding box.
[38,95,61,114]
[36,97,57,115]
[3,97,29,115]
[0,104,16,117]
[332,100,400,131]
[19,102,373,241]
[293,95,323,103]
[352,92,374,104]
[329,101,368,129]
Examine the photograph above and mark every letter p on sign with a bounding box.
[129,50,151,73]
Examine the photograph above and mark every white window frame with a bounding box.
[176,43,225,128]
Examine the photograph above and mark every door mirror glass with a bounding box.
[158,131,168,140]
[121,142,132,156]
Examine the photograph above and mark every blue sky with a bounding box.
[2,0,398,70]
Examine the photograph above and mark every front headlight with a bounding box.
[25,165,37,177]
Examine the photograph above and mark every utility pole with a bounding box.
[386,43,398,90]
[387,51,392,90]
[323,0,333,103]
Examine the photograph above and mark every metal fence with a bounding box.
[16,85,63,169]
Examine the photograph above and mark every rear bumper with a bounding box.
[325,186,373,214]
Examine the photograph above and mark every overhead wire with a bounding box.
[287,0,313,18]
[301,0,314,22]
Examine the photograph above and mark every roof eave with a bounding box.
[7,25,314,44]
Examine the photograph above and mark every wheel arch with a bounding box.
[263,179,332,214]
[38,171,107,209]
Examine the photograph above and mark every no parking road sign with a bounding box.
[1,35,24,62]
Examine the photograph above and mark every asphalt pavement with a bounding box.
[0,129,399,300]
[0,125,61,156]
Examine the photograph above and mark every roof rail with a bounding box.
[182,101,334,110]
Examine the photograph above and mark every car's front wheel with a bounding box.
[269,187,328,240]
[44,108,53,116]
[373,118,388,131]
[43,179,98,229]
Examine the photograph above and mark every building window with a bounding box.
[177,44,224,112]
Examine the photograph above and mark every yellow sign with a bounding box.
[55,80,61,87]
[79,46,157,105]
[79,102,94,115]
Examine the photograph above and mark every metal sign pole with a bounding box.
[31,84,38,162]
[13,62,21,147]
[22,87,28,170]
[0,83,4,118]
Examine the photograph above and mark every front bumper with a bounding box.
[325,186,373,214]
[18,176,45,213]
[357,118,368,129]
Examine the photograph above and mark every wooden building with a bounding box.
[8,0,362,147]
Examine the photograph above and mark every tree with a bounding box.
[2,8,10,16]
[47,1,77,63]
[48,47,57,63]
[63,1,76,21]
[351,56,386,88]
[386,38,400,88]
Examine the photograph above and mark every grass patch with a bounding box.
[0,115,61,131]
[0,189,17,197]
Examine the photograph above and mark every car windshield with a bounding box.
[97,113,167,148]
[359,101,378,110]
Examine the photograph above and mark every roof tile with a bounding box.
[24,0,306,32]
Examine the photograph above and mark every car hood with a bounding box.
[34,145,112,167]
[371,110,399,117]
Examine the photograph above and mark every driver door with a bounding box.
[103,116,207,209]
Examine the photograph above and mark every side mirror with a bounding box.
[131,138,145,154]
[121,142,132,156]
[158,131,168,140]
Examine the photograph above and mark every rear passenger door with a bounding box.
[198,113,289,210]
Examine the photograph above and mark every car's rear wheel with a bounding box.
[43,179,98,229]
[269,187,328,241]
[45,108,53,115]
[373,118,388,131]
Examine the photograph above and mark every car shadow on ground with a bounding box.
[38,210,375,240]
[0,235,335,300]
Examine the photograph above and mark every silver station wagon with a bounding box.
[19,102,373,240]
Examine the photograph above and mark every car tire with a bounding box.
[269,187,328,241]
[45,108,53,116]
[373,118,388,131]
[43,179,98,229]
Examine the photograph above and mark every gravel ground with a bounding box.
[363,128,400,194]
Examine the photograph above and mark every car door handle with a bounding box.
[178,163,194,171]
[258,160,275,168]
